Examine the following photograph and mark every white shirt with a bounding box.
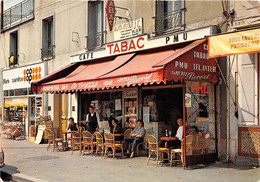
[175,126,183,141]
[86,112,100,122]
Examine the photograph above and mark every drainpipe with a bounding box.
[227,56,230,162]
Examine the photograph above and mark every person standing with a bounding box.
[86,106,100,134]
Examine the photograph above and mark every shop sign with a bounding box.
[4,98,28,108]
[165,42,218,83]
[40,72,163,93]
[114,18,143,41]
[190,84,209,94]
[208,28,260,58]
[123,90,137,98]
[70,26,216,63]
[105,0,115,31]
[3,62,45,90]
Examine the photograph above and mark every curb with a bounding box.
[12,173,48,182]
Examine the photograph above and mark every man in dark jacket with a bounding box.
[86,106,99,133]
[110,119,123,141]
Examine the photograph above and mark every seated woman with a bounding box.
[66,117,79,131]
[124,120,145,158]
[110,119,123,141]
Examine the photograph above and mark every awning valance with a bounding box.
[31,39,218,93]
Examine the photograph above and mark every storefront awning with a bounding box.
[32,39,218,93]
[208,28,260,58]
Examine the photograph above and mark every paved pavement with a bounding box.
[0,136,260,182]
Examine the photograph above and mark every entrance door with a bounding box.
[184,81,217,167]
[59,94,68,134]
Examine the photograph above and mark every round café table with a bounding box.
[160,137,177,148]
[60,131,71,150]
[111,133,124,144]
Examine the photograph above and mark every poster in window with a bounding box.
[185,93,191,107]
[115,99,121,111]
[143,107,150,123]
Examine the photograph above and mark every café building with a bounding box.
[32,28,219,167]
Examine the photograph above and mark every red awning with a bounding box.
[32,39,218,93]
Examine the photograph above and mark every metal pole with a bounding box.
[227,56,230,162]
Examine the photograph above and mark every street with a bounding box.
[0,136,259,182]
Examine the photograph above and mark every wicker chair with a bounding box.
[170,141,183,167]
[82,131,95,155]
[79,127,85,134]
[123,128,132,141]
[71,131,82,155]
[46,129,63,152]
[126,129,146,156]
[135,130,146,156]
[67,131,77,148]
[94,132,104,157]
[104,133,124,159]
[146,134,170,166]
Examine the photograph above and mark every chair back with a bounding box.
[104,133,114,145]
[46,129,54,140]
[82,131,93,143]
[94,132,103,145]
[71,131,81,143]
[79,127,85,134]
[124,128,132,140]
[146,134,158,150]
[52,129,58,138]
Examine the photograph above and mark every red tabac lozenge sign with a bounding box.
[106,0,115,31]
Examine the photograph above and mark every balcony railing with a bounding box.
[86,31,106,51]
[41,45,55,61]
[153,8,185,35]
[2,0,34,30]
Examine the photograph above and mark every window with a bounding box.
[4,91,8,96]
[240,54,256,123]
[15,88,28,96]
[154,0,184,35]
[9,31,18,67]
[87,1,105,51]
[42,16,54,60]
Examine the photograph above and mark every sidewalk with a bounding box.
[0,136,260,182]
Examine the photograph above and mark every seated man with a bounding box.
[124,120,145,158]
[110,119,123,141]
[167,117,183,149]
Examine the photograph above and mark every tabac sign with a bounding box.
[106,0,115,31]
[208,28,260,58]
[71,26,217,63]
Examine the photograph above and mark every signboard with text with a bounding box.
[105,0,115,31]
[70,26,216,63]
[114,18,143,41]
[40,72,163,93]
[208,28,260,58]
[3,62,45,90]
[165,40,218,83]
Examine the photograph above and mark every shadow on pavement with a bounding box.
[0,165,20,175]
[0,165,20,181]
[188,161,259,171]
